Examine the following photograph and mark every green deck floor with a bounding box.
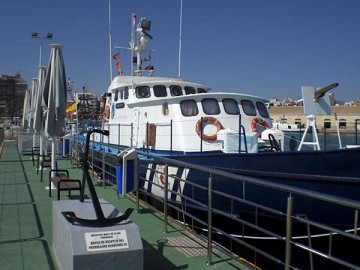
[0,141,253,270]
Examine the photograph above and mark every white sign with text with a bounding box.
[85,230,129,252]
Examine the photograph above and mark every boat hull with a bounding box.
[138,147,360,234]
[81,135,360,235]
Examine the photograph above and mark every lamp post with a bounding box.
[31,32,53,66]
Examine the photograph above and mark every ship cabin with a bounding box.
[97,76,274,154]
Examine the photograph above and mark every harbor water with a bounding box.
[282,130,359,151]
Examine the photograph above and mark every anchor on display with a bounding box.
[62,129,134,227]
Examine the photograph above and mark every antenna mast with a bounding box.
[131,13,136,76]
[178,0,183,78]
[108,0,113,82]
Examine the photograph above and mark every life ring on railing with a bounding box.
[102,104,110,124]
[195,116,223,142]
[250,117,270,136]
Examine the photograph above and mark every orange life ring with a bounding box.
[195,116,223,142]
[102,104,110,124]
[250,117,270,136]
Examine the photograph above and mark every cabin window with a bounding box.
[162,102,169,116]
[324,119,331,129]
[222,98,239,115]
[116,102,125,109]
[180,100,198,116]
[136,86,150,98]
[184,86,196,95]
[202,98,220,115]
[295,118,302,128]
[197,88,207,93]
[124,87,129,99]
[241,100,256,116]
[114,89,119,102]
[107,92,112,102]
[170,85,183,96]
[153,85,167,97]
[256,102,269,118]
[339,119,347,129]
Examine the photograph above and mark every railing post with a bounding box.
[285,196,293,270]
[200,117,203,152]
[324,125,327,150]
[238,114,241,153]
[91,134,95,184]
[107,124,110,145]
[102,146,106,188]
[355,119,359,145]
[131,123,133,147]
[207,173,213,266]
[146,122,149,153]
[136,157,140,213]
[170,120,173,155]
[164,165,169,233]
[118,123,120,146]
[75,138,79,167]
[354,209,359,236]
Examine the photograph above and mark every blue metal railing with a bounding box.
[70,138,360,270]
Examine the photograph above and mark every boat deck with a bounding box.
[0,140,252,270]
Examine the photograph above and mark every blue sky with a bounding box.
[1,0,360,101]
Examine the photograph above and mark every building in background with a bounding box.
[0,74,27,120]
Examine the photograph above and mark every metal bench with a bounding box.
[31,146,40,166]
[37,154,58,182]
[48,169,81,200]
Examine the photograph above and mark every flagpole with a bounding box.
[178,0,183,78]
[108,0,113,82]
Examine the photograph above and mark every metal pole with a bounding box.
[131,123,133,147]
[39,39,43,66]
[355,119,359,145]
[146,122,149,153]
[238,114,241,153]
[131,13,136,76]
[136,158,140,213]
[164,165,169,233]
[324,126,327,150]
[207,174,213,265]
[118,123,120,146]
[108,0,113,82]
[170,120,173,155]
[200,117,203,152]
[178,0,183,77]
[285,196,293,270]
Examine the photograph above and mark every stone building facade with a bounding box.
[268,106,360,132]
[0,74,28,119]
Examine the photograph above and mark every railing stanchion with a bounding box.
[131,123,133,147]
[170,120,173,155]
[285,196,293,270]
[200,117,203,152]
[207,173,213,266]
[164,165,169,233]
[136,156,140,213]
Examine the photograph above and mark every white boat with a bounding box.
[272,117,304,132]
[77,13,360,236]
[92,15,281,154]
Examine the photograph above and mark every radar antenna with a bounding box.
[298,82,339,150]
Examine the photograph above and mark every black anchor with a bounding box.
[62,129,133,226]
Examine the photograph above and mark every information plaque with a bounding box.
[85,230,129,252]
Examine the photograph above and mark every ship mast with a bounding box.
[134,17,153,76]
[114,13,153,77]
